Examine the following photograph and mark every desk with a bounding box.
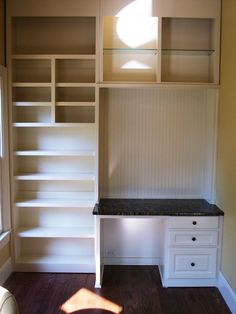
[93,199,224,288]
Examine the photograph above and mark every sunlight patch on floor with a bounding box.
[60,288,123,313]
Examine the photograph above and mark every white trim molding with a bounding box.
[218,272,236,314]
[0,258,13,285]
[103,257,160,265]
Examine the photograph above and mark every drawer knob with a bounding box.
[192,237,196,241]
[191,262,195,267]
[192,221,197,225]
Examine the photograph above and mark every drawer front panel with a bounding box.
[167,248,217,279]
[168,217,219,229]
[169,231,218,246]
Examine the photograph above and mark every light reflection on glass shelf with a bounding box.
[103,48,158,55]
[161,49,215,56]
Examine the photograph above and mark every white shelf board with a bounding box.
[15,173,95,181]
[12,54,96,60]
[56,101,95,107]
[14,150,96,157]
[16,255,95,265]
[98,82,220,89]
[16,227,95,238]
[15,199,95,208]
[12,82,52,87]
[15,254,95,272]
[13,122,95,127]
[13,102,52,107]
[56,82,96,87]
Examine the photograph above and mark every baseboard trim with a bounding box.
[103,257,160,265]
[218,272,236,314]
[0,258,13,285]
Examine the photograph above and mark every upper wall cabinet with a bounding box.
[100,0,220,84]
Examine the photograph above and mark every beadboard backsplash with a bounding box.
[99,88,217,200]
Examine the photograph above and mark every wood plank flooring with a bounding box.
[3,266,231,314]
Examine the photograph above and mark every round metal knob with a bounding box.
[191,262,195,267]
[192,237,196,241]
[192,221,197,225]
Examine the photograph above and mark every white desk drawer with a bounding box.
[169,231,218,246]
[167,248,217,279]
[168,217,219,229]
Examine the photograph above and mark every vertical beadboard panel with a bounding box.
[100,88,215,199]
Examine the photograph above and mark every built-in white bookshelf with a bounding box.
[10,15,98,272]
[8,0,221,278]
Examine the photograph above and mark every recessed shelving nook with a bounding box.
[102,16,159,82]
[161,18,218,83]
[9,9,98,272]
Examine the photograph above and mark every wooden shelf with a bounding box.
[15,255,95,272]
[13,122,95,127]
[12,54,96,60]
[56,101,95,107]
[14,150,96,157]
[56,83,96,87]
[15,173,95,181]
[15,199,95,208]
[13,102,52,107]
[12,82,52,87]
[16,227,95,238]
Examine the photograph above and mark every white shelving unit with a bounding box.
[100,2,220,84]
[9,14,98,272]
[7,0,221,281]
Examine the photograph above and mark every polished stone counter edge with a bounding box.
[93,199,224,216]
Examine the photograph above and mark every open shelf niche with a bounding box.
[102,16,159,82]
[161,18,217,83]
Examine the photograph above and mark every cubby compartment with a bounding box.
[13,106,51,123]
[161,18,216,83]
[12,17,96,55]
[56,87,95,103]
[56,59,95,83]
[12,59,51,83]
[15,180,95,202]
[103,16,158,82]
[14,127,96,152]
[15,156,95,175]
[13,87,51,103]
[15,238,95,272]
[56,106,95,123]
[17,207,94,229]
[103,51,157,82]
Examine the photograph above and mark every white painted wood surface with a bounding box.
[100,88,216,200]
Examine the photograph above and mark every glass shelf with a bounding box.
[161,49,215,56]
[103,48,158,55]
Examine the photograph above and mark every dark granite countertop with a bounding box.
[93,199,224,216]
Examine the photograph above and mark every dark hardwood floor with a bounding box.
[3,266,231,314]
